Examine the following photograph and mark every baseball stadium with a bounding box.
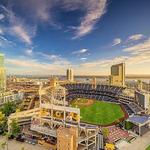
[8,82,147,149]
[64,83,143,126]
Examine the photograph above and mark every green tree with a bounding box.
[1,141,7,150]
[125,121,134,130]
[2,102,16,117]
[102,128,109,138]
[9,119,21,137]
[0,111,7,134]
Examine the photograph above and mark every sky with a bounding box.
[0,0,150,75]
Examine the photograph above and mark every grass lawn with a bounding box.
[71,99,125,125]
[146,146,150,150]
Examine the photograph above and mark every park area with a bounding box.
[71,98,125,126]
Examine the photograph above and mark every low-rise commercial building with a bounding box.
[0,91,24,105]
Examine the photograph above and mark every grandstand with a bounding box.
[63,83,144,116]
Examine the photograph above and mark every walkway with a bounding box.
[117,131,150,150]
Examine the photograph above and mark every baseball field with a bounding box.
[71,98,125,126]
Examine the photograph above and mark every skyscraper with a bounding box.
[109,63,125,87]
[66,69,74,82]
[0,53,6,91]
[135,90,150,111]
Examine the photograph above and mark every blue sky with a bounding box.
[0,0,150,75]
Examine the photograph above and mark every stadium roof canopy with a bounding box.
[128,115,150,126]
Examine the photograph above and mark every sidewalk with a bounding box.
[117,131,150,150]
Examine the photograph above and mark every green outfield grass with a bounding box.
[71,99,125,125]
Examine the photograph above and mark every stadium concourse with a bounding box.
[63,83,144,117]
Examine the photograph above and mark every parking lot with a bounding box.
[0,136,46,150]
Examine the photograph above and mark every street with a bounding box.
[0,136,46,150]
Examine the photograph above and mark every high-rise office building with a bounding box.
[50,77,59,88]
[109,63,125,87]
[0,53,6,91]
[66,69,74,82]
[135,90,150,111]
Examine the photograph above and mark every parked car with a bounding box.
[16,134,25,142]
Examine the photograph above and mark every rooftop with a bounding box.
[128,115,150,125]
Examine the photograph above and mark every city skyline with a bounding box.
[0,0,150,75]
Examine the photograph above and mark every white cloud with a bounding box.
[37,52,70,65]
[81,56,127,68]
[11,25,32,45]
[121,38,150,65]
[8,9,37,45]
[112,38,122,46]
[39,52,60,61]
[128,34,144,41]
[0,14,5,20]
[127,51,150,65]
[0,28,3,34]
[0,35,15,47]
[80,57,87,61]
[6,57,71,75]
[29,0,50,22]
[9,0,53,23]
[72,48,89,55]
[72,0,107,39]
[6,58,38,67]
[1,6,36,45]
[124,38,150,54]
[6,51,71,75]
[1,0,107,40]
[25,49,33,56]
